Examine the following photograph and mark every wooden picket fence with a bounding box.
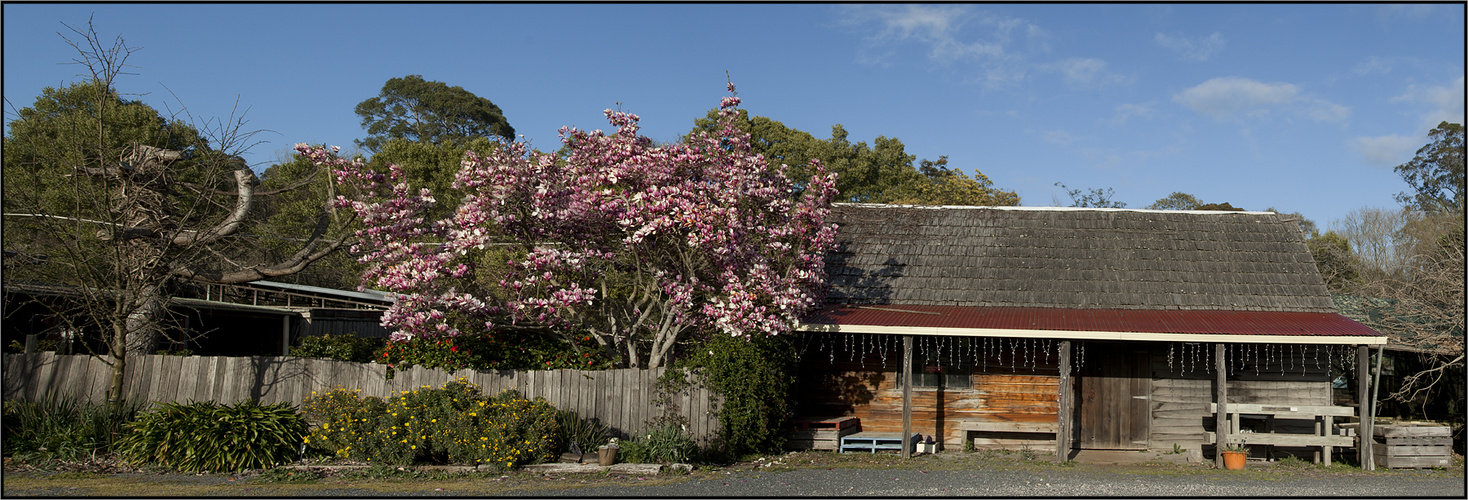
[1,352,722,443]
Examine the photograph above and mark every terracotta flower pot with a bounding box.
[1221,451,1247,470]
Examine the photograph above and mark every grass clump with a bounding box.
[1,396,145,462]
[116,399,308,472]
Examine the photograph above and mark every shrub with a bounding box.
[1,396,144,461]
[619,421,698,464]
[303,379,562,468]
[378,331,612,378]
[116,400,308,472]
[673,333,796,459]
[556,409,609,453]
[290,334,385,363]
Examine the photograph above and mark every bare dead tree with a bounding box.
[2,19,353,405]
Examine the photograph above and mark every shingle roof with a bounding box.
[824,204,1336,313]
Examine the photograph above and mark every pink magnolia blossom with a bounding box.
[307,83,839,368]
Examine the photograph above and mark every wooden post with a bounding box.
[280,315,292,356]
[1215,343,1228,468]
[1056,340,1072,461]
[902,335,913,459]
[1356,345,1372,470]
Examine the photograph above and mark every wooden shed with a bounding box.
[795,204,1387,466]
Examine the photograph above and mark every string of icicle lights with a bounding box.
[798,333,1062,372]
[796,333,1355,378]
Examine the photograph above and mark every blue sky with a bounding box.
[4,4,1463,231]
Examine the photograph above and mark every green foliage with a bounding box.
[888,157,1021,206]
[249,146,363,291]
[291,334,385,363]
[556,409,610,452]
[378,330,611,378]
[1,396,145,461]
[1196,202,1245,211]
[690,109,1018,206]
[1147,192,1203,211]
[2,79,212,284]
[1308,231,1363,293]
[1054,182,1126,208]
[116,400,308,472]
[355,75,515,153]
[674,333,797,458]
[1395,121,1464,213]
[618,422,698,464]
[302,380,562,468]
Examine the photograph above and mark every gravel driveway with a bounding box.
[545,465,1464,497]
[5,452,1462,497]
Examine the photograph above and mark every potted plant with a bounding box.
[1219,440,1249,470]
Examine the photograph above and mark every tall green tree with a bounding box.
[1146,192,1203,211]
[2,21,350,404]
[1306,231,1363,292]
[1394,122,1464,213]
[354,75,515,153]
[691,109,1018,206]
[888,157,1020,206]
[1195,202,1245,211]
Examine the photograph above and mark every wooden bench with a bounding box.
[1206,403,1355,465]
[956,420,1059,451]
[840,432,920,453]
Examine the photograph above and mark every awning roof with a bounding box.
[800,305,1386,345]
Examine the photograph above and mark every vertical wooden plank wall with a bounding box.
[0,353,719,443]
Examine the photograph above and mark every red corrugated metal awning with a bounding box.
[801,305,1385,344]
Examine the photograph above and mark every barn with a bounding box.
[793,204,1386,466]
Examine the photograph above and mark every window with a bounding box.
[897,341,972,389]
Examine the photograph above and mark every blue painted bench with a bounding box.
[839,432,921,453]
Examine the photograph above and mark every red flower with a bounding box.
[451,346,459,352]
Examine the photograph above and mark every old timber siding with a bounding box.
[794,333,1060,449]
[2,353,721,443]
[1147,343,1335,456]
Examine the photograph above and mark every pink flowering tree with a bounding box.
[304,83,839,368]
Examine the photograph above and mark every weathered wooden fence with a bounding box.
[2,353,722,443]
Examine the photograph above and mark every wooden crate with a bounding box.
[786,417,860,451]
[1372,424,1451,469]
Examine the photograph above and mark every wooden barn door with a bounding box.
[1077,342,1150,450]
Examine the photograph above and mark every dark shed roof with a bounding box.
[824,204,1336,313]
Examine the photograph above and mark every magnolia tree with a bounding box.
[305,84,839,368]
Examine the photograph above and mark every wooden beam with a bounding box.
[1056,340,1072,461]
[1357,345,1373,470]
[1215,342,1228,468]
[902,335,913,459]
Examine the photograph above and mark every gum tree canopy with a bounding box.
[310,83,840,368]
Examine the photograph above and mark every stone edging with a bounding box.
[277,463,694,476]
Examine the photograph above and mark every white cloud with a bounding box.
[1352,135,1421,166]
[1352,56,1392,76]
[1049,58,1129,88]
[1173,77,1299,118]
[1042,129,1076,146]
[843,5,1008,64]
[840,5,1052,89]
[1391,75,1466,131]
[1109,102,1156,127]
[1172,77,1352,124]
[1154,32,1226,61]
[1303,98,1352,124]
